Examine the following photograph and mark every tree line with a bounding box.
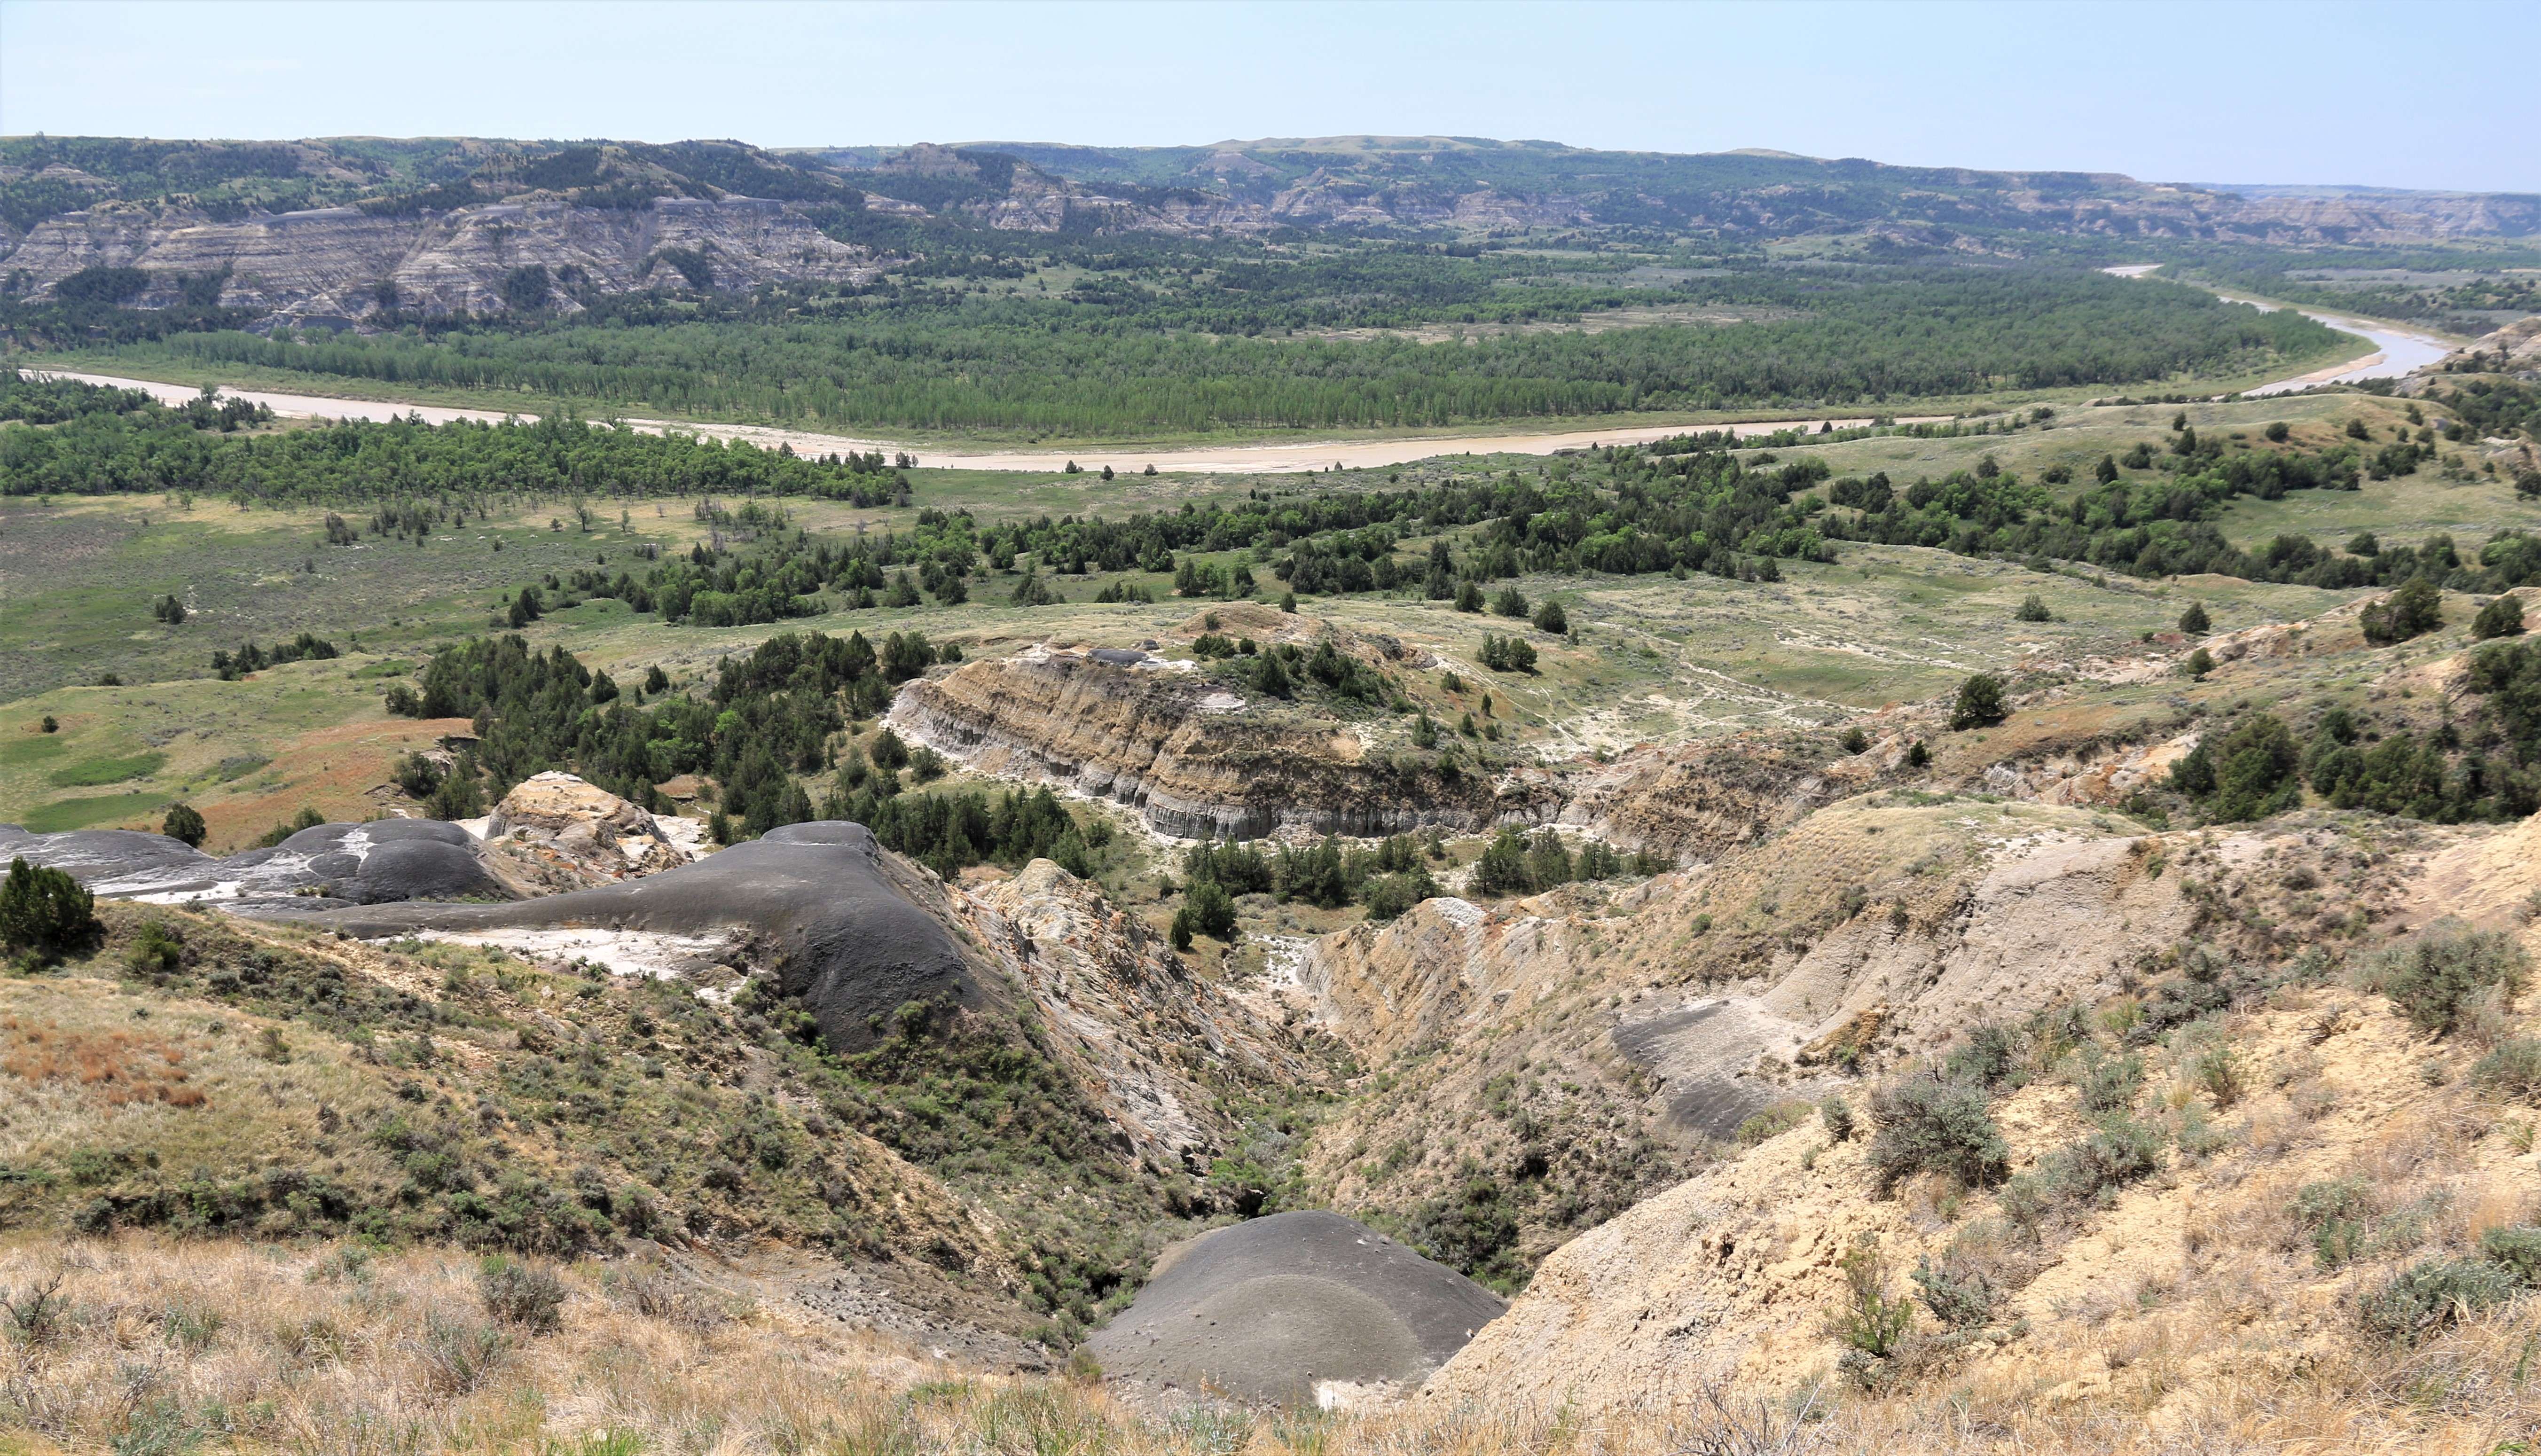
[76,266,2342,436]
[1,391,907,503]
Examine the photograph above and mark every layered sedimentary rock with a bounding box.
[4,196,886,321]
[892,651,1555,840]
[479,770,698,892]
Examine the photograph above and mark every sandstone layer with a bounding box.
[892,650,1554,840]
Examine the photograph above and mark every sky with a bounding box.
[3,0,2535,192]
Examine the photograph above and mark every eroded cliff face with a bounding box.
[2,196,886,320]
[1561,733,1873,861]
[1285,798,2213,1276]
[950,859,1330,1175]
[1421,808,2541,1434]
[891,650,1555,840]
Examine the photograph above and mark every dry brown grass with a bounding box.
[0,1235,1697,1456]
[6,1224,2537,1456]
[0,1016,204,1110]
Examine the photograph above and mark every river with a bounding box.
[2098,264,2456,397]
[21,368,1948,476]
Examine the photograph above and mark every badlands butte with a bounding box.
[6,139,2541,1454]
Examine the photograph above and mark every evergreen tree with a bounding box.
[160,802,206,848]
[1949,674,2007,730]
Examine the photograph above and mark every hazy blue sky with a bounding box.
[4,0,2534,191]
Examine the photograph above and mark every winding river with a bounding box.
[22,367,1946,476]
[27,272,2453,470]
[2100,264,2456,397]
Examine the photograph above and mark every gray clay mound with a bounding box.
[0,820,507,907]
[1609,998,1800,1140]
[1083,1210,1505,1407]
[0,827,213,886]
[282,822,978,1050]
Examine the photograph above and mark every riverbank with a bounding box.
[23,367,1965,473]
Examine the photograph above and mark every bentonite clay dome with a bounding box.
[0,819,506,906]
[287,821,979,1051]
[1083,1210,1505,1408]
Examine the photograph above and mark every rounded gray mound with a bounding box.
[0,820,504,906]
[1083,1210,1505,1407]
[281,821,977,1050]
[0,827,212,886]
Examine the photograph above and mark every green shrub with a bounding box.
[2179,601,2211,634]
[2188,1043,2249,1107]
[2356,1257,2521,1345]
[125,919,184,975]
[1868,1071,2010,1192]
[2472,1038,2541,1101]
[1830,1237,1914,1360]
[1911,1254,1999,1331]
[2479,1225,2541,1287]
[2069,1044,2144,1114]
[0,857,99,957]
[1819,1095,1857,1143]
[2171,712,2300,822]
[2369,931,2528,1037]
[2361,576,2444,646]
[1735,1101,1812,1147]
[1948,674,2007,730]
[2015,594,2051,623]
[2295,1177,2373,1269]
[1943,1022,2021,1088]
[427,772,486,821]
[2472,595,2526,641]
[477,1256,565,1333]
[2045,1113,2165,1204]
[253,806,326,849]
[159,802,206,848]
[1359,871,1431,923]
[1998,1173,2052,1239]
[1184,879,1238,942]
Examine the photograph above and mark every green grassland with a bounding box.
[6,386,2533,845]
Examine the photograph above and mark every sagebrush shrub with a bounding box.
[1868,1071,2009,1192]
[2370,931,2527,1037]
[2046,1113,2165,1204]
[2356,1257,2521,1345]
[477,1256,565,1333]
[2479,1224,2541,1287]
[2472,1038,2541,1101]
[1911,1254,1998,1331]
[2070,1044,2145,1114]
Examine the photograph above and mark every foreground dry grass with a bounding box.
[0,1236,1729,1456]
[6,1229,2539,1456]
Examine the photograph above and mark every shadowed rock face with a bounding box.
[1083,1210,1504,1408]
[0,820,505,906]
[277,822,979,1052]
